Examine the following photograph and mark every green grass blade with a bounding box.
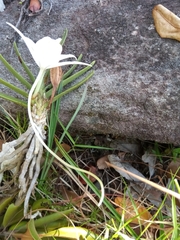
[59,85,87,142]
[58,119,113,150]
[0,54,31,89]
[40,81,64,181]
[40,85,87,182]
[52,71,94,102]
[56,142,137,238]
[171,180,179,239]
[0,93,27,107]
[60,29,68,46]
[0,77,28,98]
[13,42,35,83]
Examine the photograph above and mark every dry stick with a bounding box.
[106,162,180,200]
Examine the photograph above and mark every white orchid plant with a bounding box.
[0,23,104,218]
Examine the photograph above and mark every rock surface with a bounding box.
[0,0,180,144]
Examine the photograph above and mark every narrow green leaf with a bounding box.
[60,29,68,46]
[11,209,73,233]
[0,54,31,89]
[52,71,94,102]
[28,219,41,240]
[0,93,27,107]
[0,77,28,98]
[62,61,95,87]
[34,209,73,229]
[13,42,35,83]
[60,85,87,142]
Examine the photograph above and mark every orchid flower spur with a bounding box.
[0,23,104,218]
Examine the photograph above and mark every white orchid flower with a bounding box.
[7,21,91,97]
[7,22,89,70]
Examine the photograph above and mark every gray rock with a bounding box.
[0,0,180,144]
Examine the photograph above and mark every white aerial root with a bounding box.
[0,95,48,217]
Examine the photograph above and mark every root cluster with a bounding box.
[0,97,48,217]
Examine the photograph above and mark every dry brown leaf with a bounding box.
[60,186,82,207]
[29,0,41,12]
[49,67,63,106]
[142,152,156,178]
[153,4,180,41]
[79,165,98,184]
[97,155,109,169]
[130,182,162,207]
[115,196,152,226]
[12,230,33,240]
[108,154,146,181]
[166,158,180,178]
[56,143,71,158]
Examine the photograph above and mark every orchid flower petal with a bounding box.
[47,61,92,69]
[34,37,63,68]
[7,22,91,71]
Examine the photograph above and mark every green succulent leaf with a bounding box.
[0,77,28,98]
[0,54,31,89]
[0,93,27,107]
[0,196,14,215]
[52,70,94,103]
[13,42,35,83]
[28,219,41,240]
[2,203,24,227]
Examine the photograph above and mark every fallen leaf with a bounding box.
[115,196,152,226]
[153,4,180,41]
[60,186,82,207]
[79,165,98,185]
[130,182,162,207]
[29,0,41,12]
[108,154,146,181]
[97,155,109,169]
[142,152,156,178]
[56,143,71,158]
[110,140,141,155]
[166,158,180,178]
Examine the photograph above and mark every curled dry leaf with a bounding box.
[29,0,41,12]
[108,154,146,181]
[166,159,180,178]
[79,165,98,185]
[97,155,109,169]
[115,196,152,226]
[153,4,180,41]
[142,152,156,178]
[60,187,82,207]
[56,143,71,158]
[130,182,162,207]
[49,66,63,106]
